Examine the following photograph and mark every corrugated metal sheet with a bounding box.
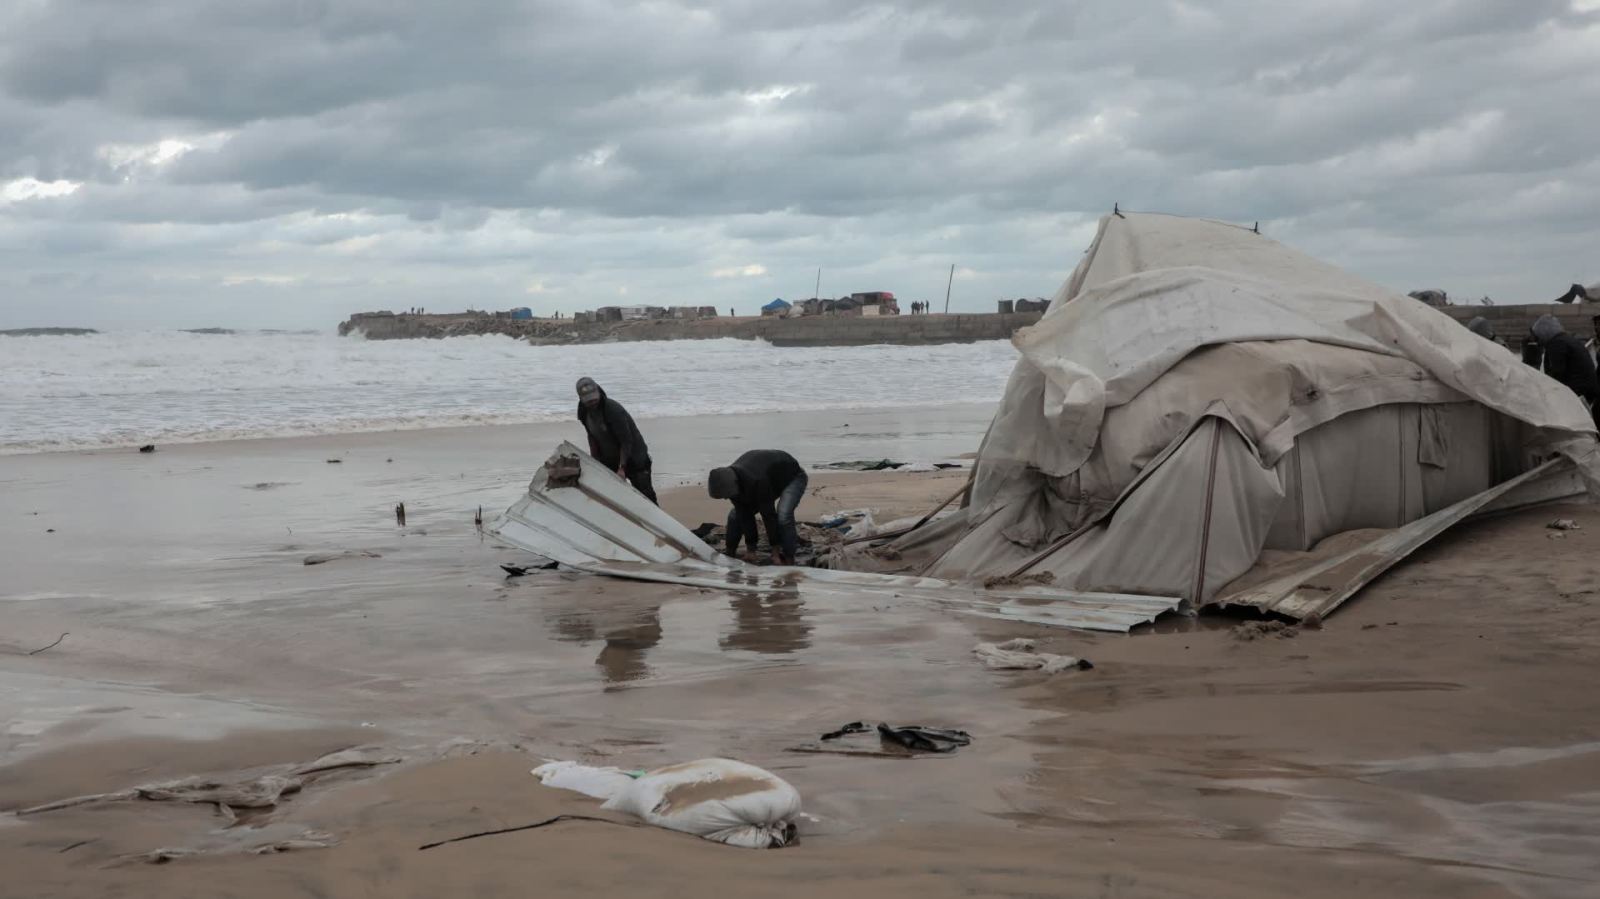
[1216,459,1572,620]
[489,443,1182,633]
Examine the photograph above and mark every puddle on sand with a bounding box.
[1212,744,1600,899]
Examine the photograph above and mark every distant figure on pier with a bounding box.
[576,377,657,503]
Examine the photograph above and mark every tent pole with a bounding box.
[845,479,970,545]
[1003,520,1099,580]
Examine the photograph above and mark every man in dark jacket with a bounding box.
[707,450,808,564]
[1527,315,1600,427]
[575,377,656,503]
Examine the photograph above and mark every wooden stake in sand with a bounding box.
[395,502,407,527]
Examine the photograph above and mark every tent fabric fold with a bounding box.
[923,212,1599,606]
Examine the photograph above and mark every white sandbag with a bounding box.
[600,758,801,848]
[530,760,636,800]
[974,638,1092,674]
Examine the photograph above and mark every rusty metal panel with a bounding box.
[1216,459,1571,620]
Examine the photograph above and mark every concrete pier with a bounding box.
[338,310,1044,347]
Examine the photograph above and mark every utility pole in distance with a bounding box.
[814,267,822,301]
[943,263,955,314]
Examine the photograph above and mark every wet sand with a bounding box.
[4,406,1600,897]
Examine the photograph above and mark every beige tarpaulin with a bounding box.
[918,212,1599,608]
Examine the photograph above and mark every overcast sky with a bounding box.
[2,0,1597,329]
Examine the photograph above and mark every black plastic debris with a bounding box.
[820,721,871,741]
[818,460,906,471]
[501,561,558,577]
[818,721,973,754]
[138,444,155,453]
[883,719,966,748]
[875,724,972,754]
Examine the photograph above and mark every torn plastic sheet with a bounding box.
[488,443,1182,633]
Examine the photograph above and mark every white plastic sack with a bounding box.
[974,638,1091,674]
[530,760,637,800]
[601,758,801,848]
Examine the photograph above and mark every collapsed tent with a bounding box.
[902,212,1599,618]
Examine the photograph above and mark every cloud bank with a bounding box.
[2,0,1597,327]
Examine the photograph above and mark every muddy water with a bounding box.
[1,404,1036,838]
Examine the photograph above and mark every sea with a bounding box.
[0,330,1019,454]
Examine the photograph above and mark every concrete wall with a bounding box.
[1439,304,1600,340]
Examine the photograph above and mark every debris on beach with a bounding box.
[489,441,1184,633]
[302,550,381,566]
[876,724,973,754]
[544,452,583,487]
[500,561,557,577]
[818,459,906,471]
[817,508,875,538]
[982,571,1056,590]
[17,747,402,819]
[531,758,801,848]
[120,831,339,866]
[395,502,406,526]
[1547,518,1581,531]
[816,721,973,755]
[819,721,873,741]
[1232,620,1300,641]
[24,632,69,655]
[325,458,342,464]
[973,638,1092,673]
[137,444,155,453]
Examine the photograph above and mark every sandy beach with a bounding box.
[4,405,1600,898]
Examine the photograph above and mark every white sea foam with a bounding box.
[0,330,1018,453]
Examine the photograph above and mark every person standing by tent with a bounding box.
[1527,315,1600,427]
[575,377,657,504]
[707,450,808,565]
[1466,316,1501,346]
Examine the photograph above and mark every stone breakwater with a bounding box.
[338,311,1045,347]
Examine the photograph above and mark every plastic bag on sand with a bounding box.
[531,760,638,800]
[602,759,801,848]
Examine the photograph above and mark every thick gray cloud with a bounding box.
[1,0,1597,328]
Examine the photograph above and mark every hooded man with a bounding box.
[1527,315,1600,427]
[1466,316,1497,343]
[707,450,808,565]
[575,377,656,503]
